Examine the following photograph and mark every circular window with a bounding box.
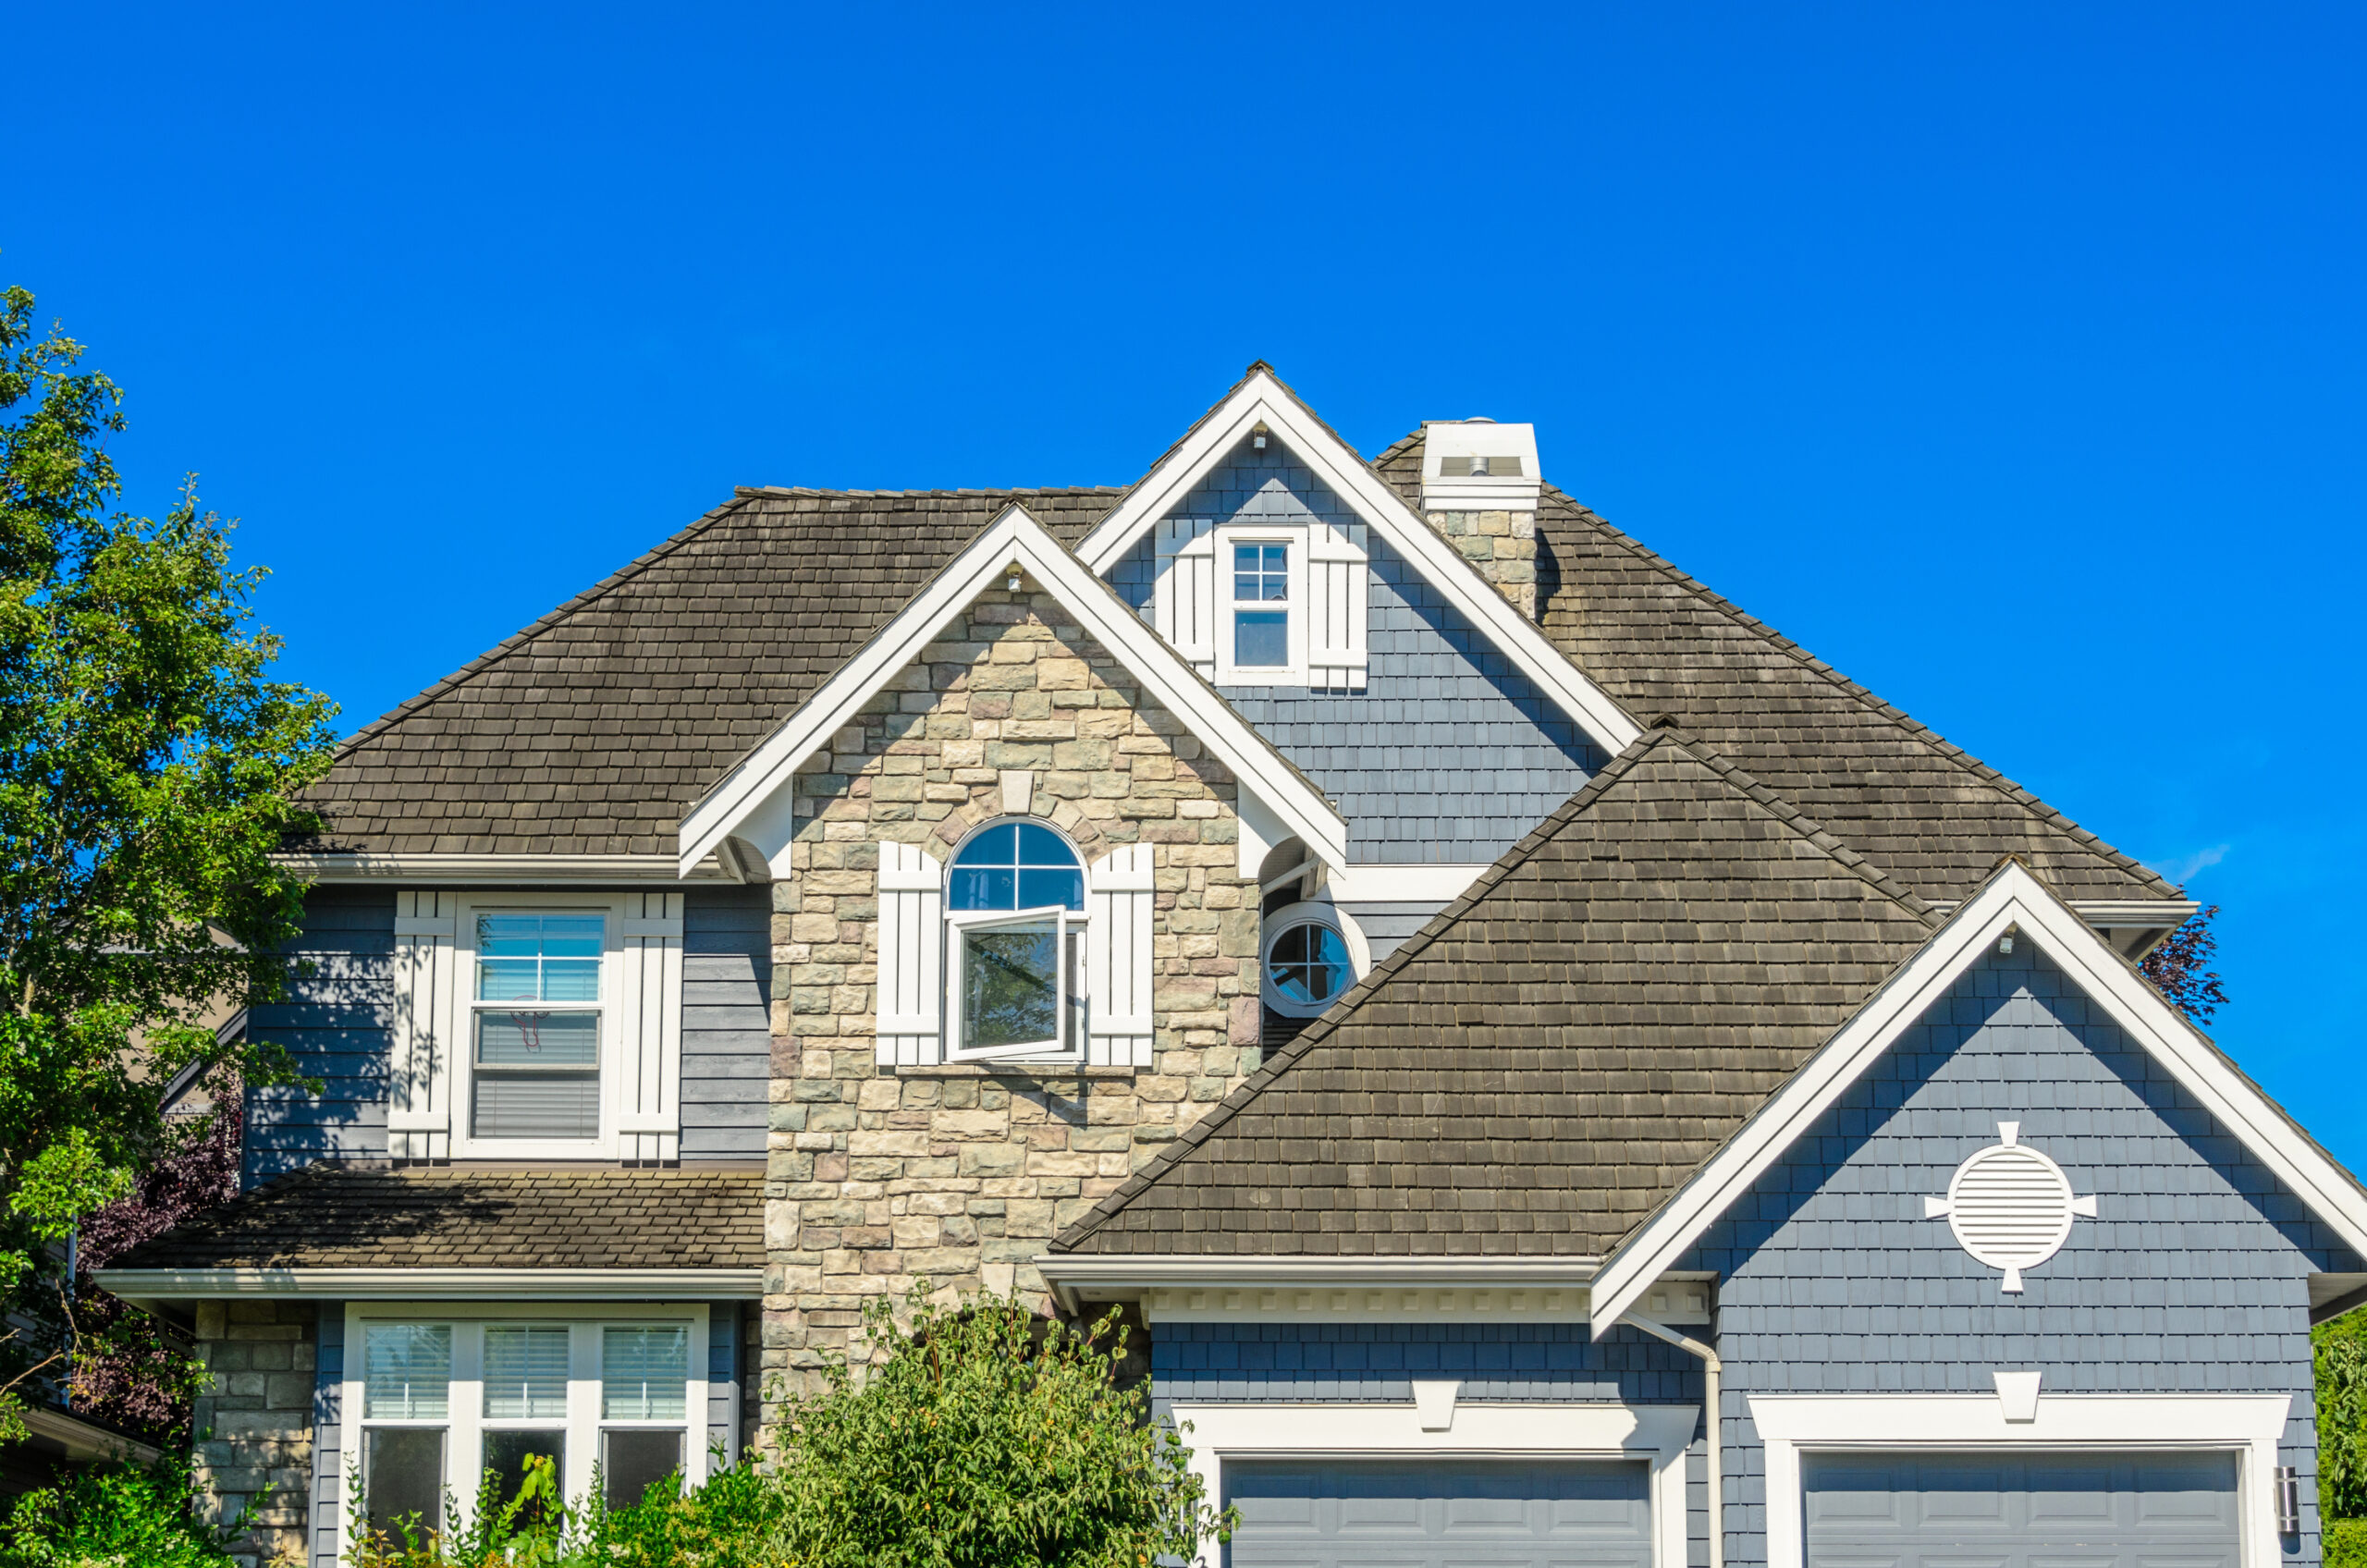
[1260,905,1366,1017]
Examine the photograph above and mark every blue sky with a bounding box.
[9,4,2362,1158]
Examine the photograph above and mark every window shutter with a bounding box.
[616,891,684,1163]
[1306,518,1368,692]
[876,842,945,1066]
[1086,844,1155,1068]
[1154,516,1217,675]
[387,891,459,1163]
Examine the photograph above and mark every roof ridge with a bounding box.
[329,493,759,761]
[1051,726,1936,1252]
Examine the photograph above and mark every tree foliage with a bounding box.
[2140,895,2227,1027]
[0,281,337,1435]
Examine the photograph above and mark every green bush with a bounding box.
[0,1452,239,1568]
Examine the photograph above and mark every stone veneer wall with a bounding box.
[191,1300,316,1567]
[762,582,1266,1429]
[1425,508,1538,619]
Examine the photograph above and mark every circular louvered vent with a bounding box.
[1945,1144,2076,1270]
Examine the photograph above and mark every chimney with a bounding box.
[1419,419,1542,618]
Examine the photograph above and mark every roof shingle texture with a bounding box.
[1054,729,1941,1258]
[103,1168,763,1271]
[300,488,1120,856]
[1370,435,2174,905]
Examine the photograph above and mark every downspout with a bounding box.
[1622,1311,1722,1568]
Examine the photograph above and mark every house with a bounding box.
[92,366,2362,1568]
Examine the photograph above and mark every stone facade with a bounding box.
[1426,508,1539,618]
[190,1300,316,1567]
[761,580,1269,1427]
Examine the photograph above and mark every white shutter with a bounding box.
[1306,518,1368,691]
[876,842,944,1066]
[616,891,684,1163]
[1086,844,1155,1069]
[387,891,458,1163]
[1153,516,1217,675]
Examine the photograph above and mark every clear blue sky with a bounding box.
[9,4,2362,1159]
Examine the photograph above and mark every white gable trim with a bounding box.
[1587,862,2367,1335]
[1076,370,1642,759]
[677,506,1348,877]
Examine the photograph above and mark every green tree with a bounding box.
[772,1285,1233,1568]
[0,281,337,1435]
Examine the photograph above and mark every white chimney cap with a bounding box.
[1420,421,1542,513]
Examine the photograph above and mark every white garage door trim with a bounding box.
[1750,1393,2293,1568]
[1168,1401,1698,1568]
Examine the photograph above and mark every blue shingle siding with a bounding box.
[681,888,771,1162]
[310,1305,344,1568]
[1686,946,2354,1568]
[1114,441,1601,864]
[248,888,396,1184]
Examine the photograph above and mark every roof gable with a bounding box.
[678,505,1348,876]
[1076,365,1642,760]
[1050,728,1940,1260]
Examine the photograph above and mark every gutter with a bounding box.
[91,1267,764,1308]
[1624,1312,1722,1568]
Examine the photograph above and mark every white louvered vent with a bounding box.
[1923,1122,2097,1292]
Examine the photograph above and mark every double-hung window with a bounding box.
[348,1308,706,1554]
[470,913,605,1144]
[945,822,1086,1062]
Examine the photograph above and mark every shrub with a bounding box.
[0,1452,239,1568]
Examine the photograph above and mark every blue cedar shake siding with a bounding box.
[1684,946,2358,1568]
[1156,1323,1712,1567]
[1106,439,1602,864]
[309,1305,343,1568]
[245,887,772,1182]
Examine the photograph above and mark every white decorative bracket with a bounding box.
[1924,1122,2097,1292]
[1411,1378,1462,1432]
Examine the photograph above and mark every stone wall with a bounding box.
[190,1300,315,1567]
[762,579,1267,1430]
[1425,508,1538,619]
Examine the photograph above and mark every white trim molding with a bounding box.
[1587,861,2367,1333]
[1169,1401,1698,1568]
[1748,1392,2293,1568]
[279,852,742,884]
[90,1268,764,1305]
[1074,368,1642,760]
[677,504,1348,879]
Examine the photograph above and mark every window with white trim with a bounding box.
[348,1308,707,1552]
[945,822,1086,1062]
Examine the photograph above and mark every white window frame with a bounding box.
[1167,1400,1695,1568]
[944,904,1085,1064]
[449,894,628,1160]
[338,1302,711,1562]
[1214,525,1306,686]
[1258,901,1371,1019]
[1748,1392,2293,1568]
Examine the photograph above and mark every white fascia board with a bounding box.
[677,506,1347,877]
[276,852,739,885]
[1075,372,1642,760]
[91,1267,765,1302]
[1587,862,2367,1337]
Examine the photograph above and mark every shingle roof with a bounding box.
[101,1167,762,1270]
[1370,435,2176,905]
[299,487,1121,856]
[1052,728,1942,1258]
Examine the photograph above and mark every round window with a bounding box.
[1267,922,1351,1010]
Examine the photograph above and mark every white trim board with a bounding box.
[1748,1392,2292,1568]
[1587,861,2367,1334]
[1169,1401,1697,1568]
[89,1268,764,1304]
[677,505,1348,879]
[1073,369,1641,760]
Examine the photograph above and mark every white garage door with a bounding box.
[1227,1458,1653,1568]
[1804,1452,2241,1568]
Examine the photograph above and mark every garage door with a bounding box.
[1804,1452,2240,1568]
[1227,1458,1652,1568]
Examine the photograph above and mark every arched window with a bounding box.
[945,822,1086,1061]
